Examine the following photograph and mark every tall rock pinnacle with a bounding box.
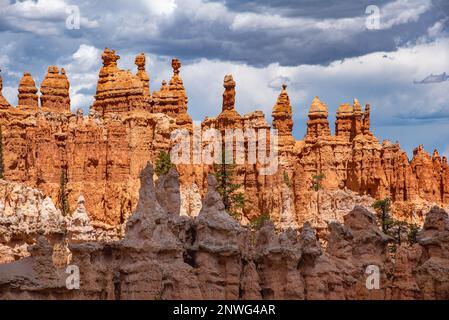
[135,53,150,97]
[40,66,71,113]
[0,70,12,110]
[272,84,294,148]
[153,58,192,128]
[217,74,241,129]
[222,74,236,112]
[335,103,353,140]
[305,96,330,141]
[93,48,151,115]
[362,104,372,135]
[18,72,39,110]
[351,98,363,138]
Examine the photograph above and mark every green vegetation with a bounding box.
[283,171,291,188]
[250,214,271,231]
[59,168,70,216]
[373,198,422,250]
[407,223,420,245]
[155,150,173,176]
[312,173,325,191]
[373,198,394,233]
[213,149,245,220]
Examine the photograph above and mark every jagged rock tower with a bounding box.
[0,71,12,110]
[40,66,71,113]
[17,72,39,110]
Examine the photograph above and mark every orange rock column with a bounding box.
[18,72,39,110]
[0,71,12,110]
[40,66,71,113]
[305,96,330,142]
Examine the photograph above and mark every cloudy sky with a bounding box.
[0,0,448,157]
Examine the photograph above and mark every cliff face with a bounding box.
[1,165,448,300]
[0,179,122,264]
[0,48,448,231]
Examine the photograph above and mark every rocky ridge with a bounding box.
[0,49,448,230]
[0,164,448,300]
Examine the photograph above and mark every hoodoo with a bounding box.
[17,72,39,110]
[0,48,447,230]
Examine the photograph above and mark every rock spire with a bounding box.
[40,66,71,113]
[18,72,39,110]
[0,70,12,110]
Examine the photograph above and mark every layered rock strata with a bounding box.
[0,48,448,231]
[0,165,448,300]
[0,179,122,264]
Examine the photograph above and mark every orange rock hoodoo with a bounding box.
[18,72,39,110]
[0,48,448,230]
[0,71,12,110]
[153,58,192,128]
[40,66,70,113]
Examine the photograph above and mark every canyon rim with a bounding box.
[0,0,449,303]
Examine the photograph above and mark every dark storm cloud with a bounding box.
[210,0,392,18]
[0,0,448,156]
[0,0,443,68]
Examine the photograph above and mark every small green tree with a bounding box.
[250,213,271,231]
[311,173,325,224]
[407,223,420,245]
[155,150,173,176]
[213,149,245,219]
[283,171,291,188]
[312,173,325,191]
[59,167,70,216]
[0,126,4,180]
[373,198,394,233]
[392,220,408,245]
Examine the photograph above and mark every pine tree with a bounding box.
[155,150,173,176]
[373,198,393,233]
[59,167,70,216]
[311,173,325,224]
[0,126,4,180]
[213,148,245,219]
[407,223,420,245]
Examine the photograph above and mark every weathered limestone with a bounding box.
[335,103,353,140]
[216,74,242,128]
[0,47,448,233]
[305,96,330,142]
[40,66,70,113]
[1,167,449,300]
[0,72,12,110]
[134,53,150,97]
[272,84,295,149]
[92,48,150,115]
[17,72,39,110]
[152,59,192,129]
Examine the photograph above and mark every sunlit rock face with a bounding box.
[0,47,448,233]
[1,166,448,300]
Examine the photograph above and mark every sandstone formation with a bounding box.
[152,58,192,129]
[0,179,123,264]
[17,72,39,110]
[0,71,12,110]
[0,48,448,233]
[40,66,70,113]
[92,48,151,115]
[1,165,448,300]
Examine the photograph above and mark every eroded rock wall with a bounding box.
[1,165,448,300]
[0,49,448,231]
